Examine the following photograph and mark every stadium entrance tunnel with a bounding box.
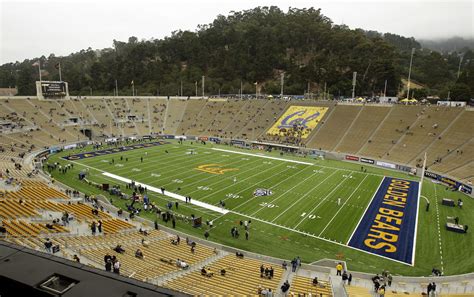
[80,128,92,139]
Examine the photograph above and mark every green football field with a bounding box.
[48,140,474,276]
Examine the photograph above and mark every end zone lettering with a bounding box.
[348,177,419,265]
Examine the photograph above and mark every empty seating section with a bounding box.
[126,98,151,135]
[208,100,247,138]
[163,99,187,134]
[78,235,215,282]
[175,99,207,135]
[82,99,121,136]
[6,99,80,143]
[358,105,423,159]
[447,162,474,184]
[3,182,69,200]
[70,99,99,125]
[149,99,167,134]
[248,100,289,140]
[0,200,39,219]
[186,100,226,135]
[0,161,32,179]
[335,106,390,154]
[431,139,474,176]
[2,219,68,237]
[58,230,165,249]
[290,275,333,296]
[307,105,362,151]
[164,255,283,295]
[387,107,461,164]
[221,100,257,137]
[423,111,474,167]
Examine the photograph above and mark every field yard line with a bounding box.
[159,156,264,189]
[433,183,445,273]
[85,146,222,177]
[345,177,385,245]
[249,169,324,216]
[211,148,315,165]
[198,161,291,203]
[292,173,355,229]
[270,170,340,223]
[182,159,282,200]
[65,161,223,214]
[232,165,315,212]
[229,209,412,266]
[102,172,229,214]
[318,175,369,236]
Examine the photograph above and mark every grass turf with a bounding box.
[47,140,473,276]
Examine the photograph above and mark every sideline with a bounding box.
[102,172,229,214]
[211,148,314,165]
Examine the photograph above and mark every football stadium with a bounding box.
[1,3,473,297]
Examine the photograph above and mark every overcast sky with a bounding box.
[1,0,472,64]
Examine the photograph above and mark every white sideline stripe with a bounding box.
[211,148,314,165]
[102,172,229,214]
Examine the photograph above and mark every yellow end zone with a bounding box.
[267,106,328,139]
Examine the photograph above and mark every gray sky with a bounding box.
[1,0,472,64]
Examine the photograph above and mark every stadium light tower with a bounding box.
[201,76,205,98]
[406,48,415,99]
[457,55,464,79]
[352,72,357,99]
[280,72,284,98]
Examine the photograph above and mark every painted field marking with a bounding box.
[318,175,369,236]
[270,170,339,223]
[293,173,355,229]
[346,178,385,245]
[250,169,322,216]
[211,148,314,165]
[433,184,444,273]
[102,172,229,214]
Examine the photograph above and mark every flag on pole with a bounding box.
[254,82,258,85]
[131,80,134,85]
[32,61,40,67]
[54,62,60,69]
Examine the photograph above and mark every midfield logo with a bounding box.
[195,164,239,175]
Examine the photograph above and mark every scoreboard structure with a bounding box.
[36,81,69,99]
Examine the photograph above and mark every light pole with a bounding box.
[406,48,415,99]
[201,76,205,98]
[457,55,464,79]
[352,72,357,99]
[280,72,284,99]
[240,80,243,99]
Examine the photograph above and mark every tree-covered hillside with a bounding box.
[0,6,472,100]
